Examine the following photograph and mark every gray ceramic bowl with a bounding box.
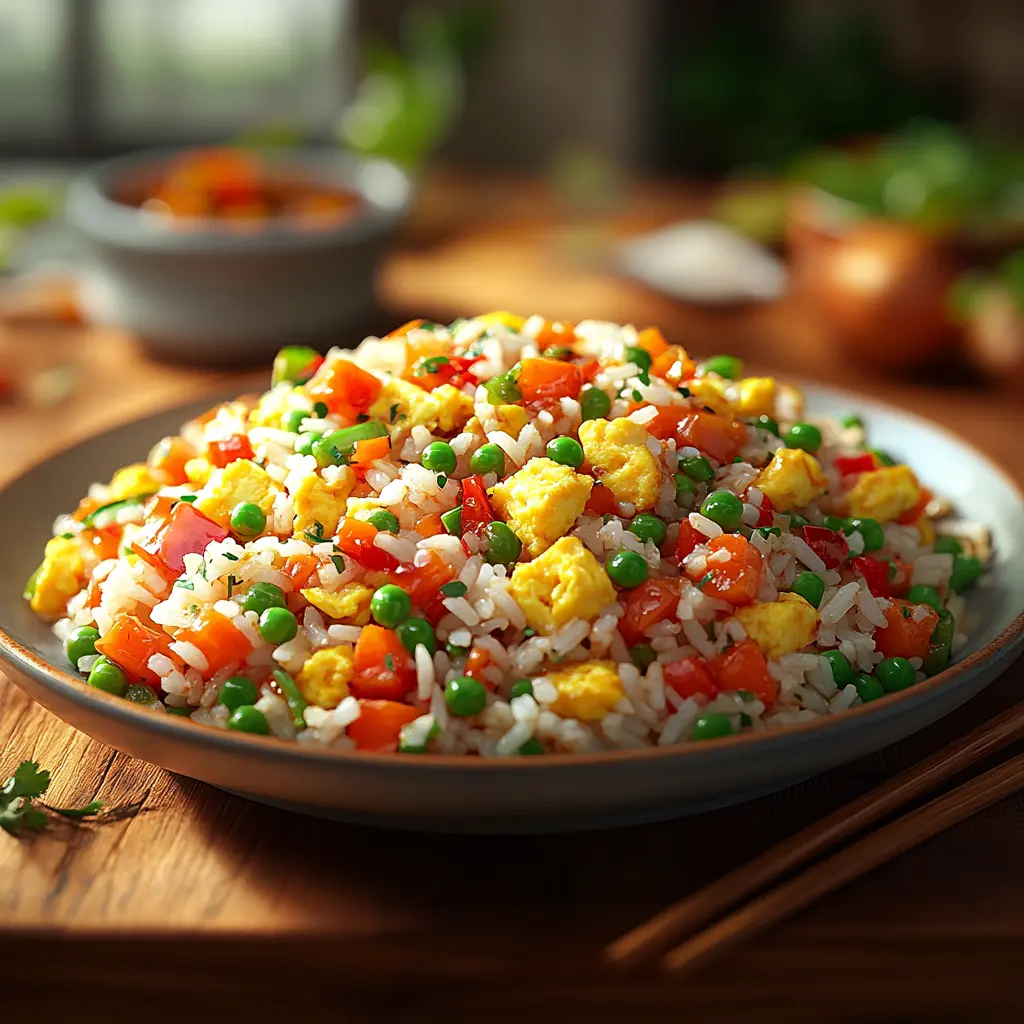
[0,383,1022,832]
[65,148,412,362]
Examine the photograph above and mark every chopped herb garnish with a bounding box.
[637,370,651,386]
[226,575,242,597]
[384,654,395,672]
[901,606,911,619]
[178,495,198,503]
[331,554,346,573]
[302,520,325,544]
[696,572,714,590]
[702,405,716,414]
[389,402,400,423]
[59,532,74,539]
[440,581,468,598]
[436,475,447,489]
[223,552,239,561]
[416,355,450,376]
[523,628,537,638]
[678,386,691,397]
[737,690,754,701]
[447,643,470,660]
[174,580,195,591]
[356,413,369,423]
[631,389,643,402]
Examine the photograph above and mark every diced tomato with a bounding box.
[675,520,703,563]
[350,625,417,702]
[95,615,179,686]
[635,326,670,359]
[517,357,583,404]
[675,410,747,464]
[389,550,455,610]
[644,405,691,441]
[280,553,321,589]
[533,319,576,349]
[347,699,422,752]
[619,579,679,646]
[873,600,940,659]
[690,534,762,606]
[585,482,618,516]
[415,513,445,539]
[800,525,850,570]
[709,640,778,707]
[351,435,391,466]
[84,525,122,561]
[835,453,878,476]
[896,488,932,526]
[851,555,891,598]
[131,501,229,581]
[464,647,494,687]
[663,657,719,702]
[460,475,495,538]
[577,358,601,383]
[306,357,383,417]
[207,435,254,468]
[147,435,194,485]
[172,608,251,675]
[335,517,399,572]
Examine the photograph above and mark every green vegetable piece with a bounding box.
[294,432,322,457]
[542,345,573,360]
[227,705,270,735]
[820,649,854,687]
[87,656,128,697]
[949,555,983,593]
[545,436,585,468]
[841,414,863,429]
[624,346,653,372]
[82,495,153,529]
[65,625,100,668]
[469,443,506,476]
[441,506,463,536]
[23,565,41,601]
[518,738,544,755]
[790,572,825,608]
[508,679,534,700]
[444,676,488,717]
[876,656,917,693]
[580,387,612,421]
[698,355,742,379]
[239,582,287,617]
[905,583,942,612]
[281,409,307,433]
[421,441,457,474]
[782,512,809,529]
[484,521,522,566]
[166,705,193,717]
[371,584,411,628]
[218,675,259,711]
[700,491,744,531]
[271,668,308,730]
[124,684,159,705]
[440,581,467,598]
[847,517,884,553]
[229,501,266,538]
[673,473,696,504]
[853,672,885,703]
[871,449,896,467]
[628,514,667,547]
[367,509,400,534]
[923,610,955,677]
[483,368,522,405]
[396,617,436,656]
[258,606,298,645]
[312,401,329,419]
[692,712,735,741]
[933,536,962,557]
[272,345,322,387]
[783,422,822,453]
[606,550,648,588]
[398,717,440,754]
[629,644,657,670]
[754,415,779,436]
[680,455,714,482]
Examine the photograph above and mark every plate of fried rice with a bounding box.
[1,313,1022,831]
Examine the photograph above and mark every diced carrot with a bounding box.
[172,608,251,676]
[73,496,103,523]
[84,525,122,561]
[689,534,762,606]
[207,435,254,468]
[280,554,321,589]
[619,579,679,647]
[584,481,618,516]
[95,615,179,686]
[517,357,583,404]
[873,600,939,659]
[402,334,450,390]
[336,516,398,571]
[464,647,494,687]
[351,625,417,701]
[651,345,696,383]
[675,520,703,563]
[389,550,455,609]
[644,405,691,441]
[347,700,422,752]
[675,410,747,463]
[635,326,670,359]
[709,640,778,706]
[147,435,194,485]
[533,319,576,349]
[415,513,445,539]
[306,357,382,416]
[663,657,719,701]
[351,435,391,466]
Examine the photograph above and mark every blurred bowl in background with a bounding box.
[66,148,412,363]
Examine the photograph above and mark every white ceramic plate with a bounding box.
[1,384,1022,832]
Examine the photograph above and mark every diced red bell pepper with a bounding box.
[753,493,775,527]
[389,550,455,611]
[132,501,229,581]
[306,357,383,417]
[800,525,849,570]
[347,699,422,752]
[675,520,703,563]
[851,555,891,598]
[690,534,762,606]
[172,607,251,675]
[675,410,747,464]
[280,553,321,589]
[95,615,179,686]
[350,625,417,702]
[709,639,778,707]
[517,357,583,404]
[873,600,940,660]
[207,434,254,468]
[584,482,618,516]
[834,453,878,476]
[460,475,495,538]
[619,579,679,646]
[663,657,719,702]
[335,517,399,572]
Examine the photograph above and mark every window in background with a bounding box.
[0,0,66,141]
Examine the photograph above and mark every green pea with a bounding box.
[949,555,983,592]
[519,738,544,755]
[680,455,714,482]
[841,413,863,429]
[628,515,667,546]
[371,584,411,628]
[933,536,962,557]
[754,414,779,436]
[905,584,942,612]
[441,506,463,536]
[580,387,612,421]
[218,675,259,711]
[790,572,825,608]
[65,625,100,667]
[227,705,270,734]
[484,521,522,566]
[700,491,744,531]
[822,514,848,533]
[421,441,457,474]
[542,345,573,360]
[545,436,584,468]
[606,550,648,588]
[820,649,854,687]
[876,656,917,693]
[508,679,534,700]
[871,449,896,466]
[853,672,884,703]
[692,712,735,741]
[397,617,436,656]
[446,642,470,661]
[629,644,657,670]
[445,676,488,717]
[847,517,884,553]
[87,656,128,697]
[240,582,287,617]
[125,684,159,705]
[784,422,822,453]
[698,355,742,379]
[229,501,266,538]
[165,705,193,717]
[624,346,653,372]
[282,409,307,433]
[673,473,696,504]
[258,606,298,645]
[469,443,506,476]
[367,509,400,534]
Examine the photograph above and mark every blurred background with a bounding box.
[0,0,1022,428]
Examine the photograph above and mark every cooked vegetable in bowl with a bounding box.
[27,315,991,755]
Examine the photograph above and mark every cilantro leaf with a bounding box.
[9,761,50,800]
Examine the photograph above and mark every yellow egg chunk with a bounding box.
[29,536,85,620]
[687,377,733,416]
[846,465,923,523]
[108,464,161,501]
[295,645,355,709]
[508,537,616,635]
[546,661,624,722]
[301,583,374,625]
[195,460,281,529]
[476,310,525,331]
[183,457,213,486]
[752,448,828,510]
[469,403,529,439]
[733,377,777,418]
[247,385,292,428]
[292,470,355,537]
[368,377,442,439]
[432,384,475,433]
[577,417,662,512]
[733,593,819,660]
[490,457,592,557]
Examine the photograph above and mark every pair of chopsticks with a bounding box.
[606,703,1024,976]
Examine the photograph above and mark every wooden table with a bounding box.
[2,177,1023,1022]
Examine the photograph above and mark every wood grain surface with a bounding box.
[1,175,1023,1022]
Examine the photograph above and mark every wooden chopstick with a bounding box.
[662,749,1024,975]
[606,703,1024,970]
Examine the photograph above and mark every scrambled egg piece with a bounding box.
[108,464,161,501]
[292,470,355,537]
[184,457,213,486]
[577,417,661,512]
[195,460,281,529]
[345,496,386,522]
[29,536,85,620]
[295,645,355,709]
[476,310,525,332]
[847,465,922,523]
[468,403,529,439]
[546,661,624,722]
[734,593,819,660]
[732,377,777,419]
[916,517,936,546]
[301,583,373,624]
[688,377,732,416]
[752,448,828,510]
[247,385,292,429]
[368,377,441,438]
[490,457,592,557]
[508,537,616,635]
[433,384,474,433]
